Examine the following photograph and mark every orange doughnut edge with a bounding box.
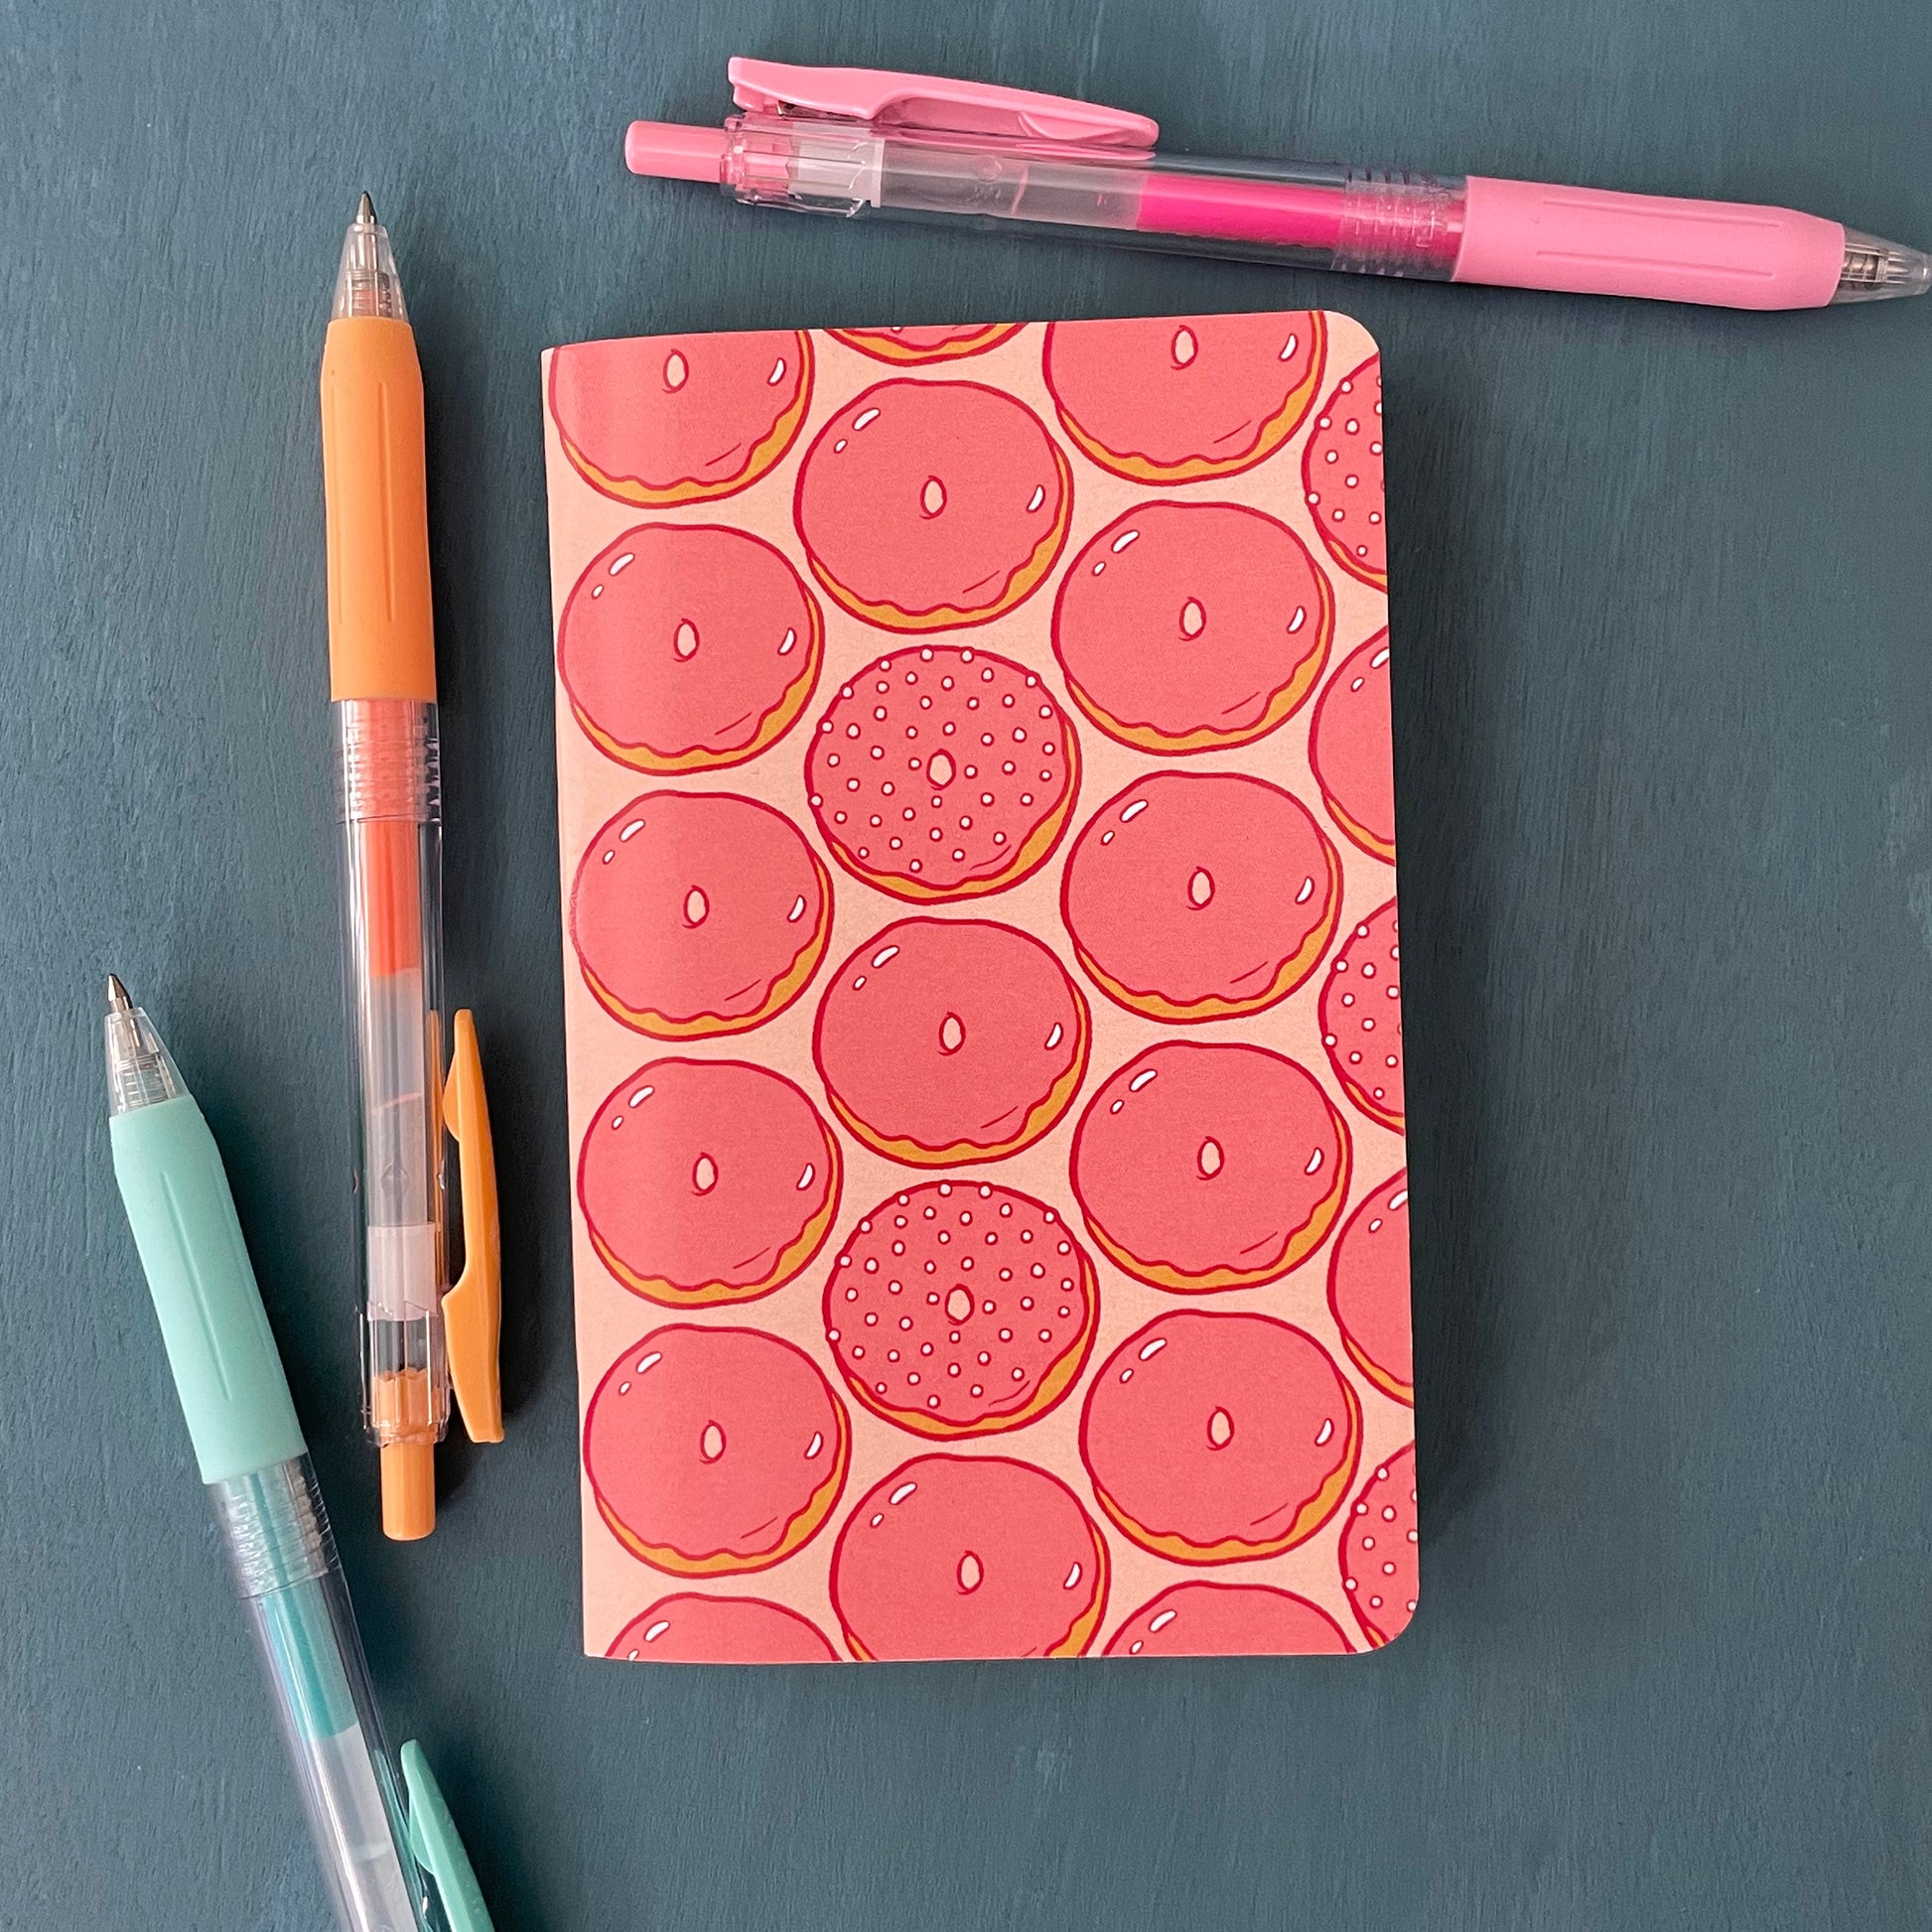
[1047,313,1328,485]
[1091,1375,1362,1565]
[803,439,1074,634]
[1319,787,1397,866]
[1337,1327,1413,1408]
[836,1509,1111,1660]
[578,845,835,1039]
[1056,562,1334,757]
[1334,1071,1404,1137]
[815,730,1083,905]
[567,594,824,776]
[1064,836,1343,1026]
[586,1129,843,1311]
[1075,1089,1354,1295]
[828,324,1026,364]
[552,334,815,507]
[838,1245,1102,1441]
[820,994,1090,1168]
[596,1395,852,1579]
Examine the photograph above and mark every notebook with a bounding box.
[543,313,1415,1663]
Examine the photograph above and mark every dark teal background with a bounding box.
[6,2,1931,1926]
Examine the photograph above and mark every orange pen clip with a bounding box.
[442,1010,503,1445]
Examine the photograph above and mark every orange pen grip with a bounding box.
[321,316,436,702]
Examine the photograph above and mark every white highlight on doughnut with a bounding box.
[1150,1609,1178,1636]
[1111,527,1141,553]
[1044,1022,1063,1050]
[619,818,645,841]
[608,551,634,576]
[786,895,806,923]
[921,476,947,516]
[662,350,688,390]
[1171,325,1197,367]
[1288,606,1307,634]
[628,1085,654,1107]
[1138,1337,1168,1361]
[1197,1137,1223,1178]
[938,1013,965,1054]
[958,1553,983,1592]
[890,1480,917,1506]
[767,355,787,385]
[1206,1407,1234,1449]
[1391,1189,1409,1210]
[1296,876,1314,904]
[1129,1068,1158,1092]
[692,1154,718,1194]
[795,1163,815,1192]
[642,1619,672,1644]
[636,1352,662,1374]
[699,1421,726,1461]
[1315,1418,1334,1447]
[683,887,708,926]
[853,407,880,429]
[1120,798,1149,823]
[1372,646,1390,670]
[1188,868,1214,908]
[871,944,899,968]
[1279,331,1299,360]
[1027,483,1045,512]
[1062,1561,1084,1590]
[801,1432,824,1461]
[1306,1148,1323,1174]
[778,626,798,656]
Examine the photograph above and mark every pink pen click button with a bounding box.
[625,122,731,182]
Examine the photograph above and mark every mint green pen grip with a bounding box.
[109,1093,307,1481]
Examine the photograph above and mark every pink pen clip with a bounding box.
[725,57,1160,149]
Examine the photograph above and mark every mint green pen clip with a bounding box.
[401,1742,495,1932]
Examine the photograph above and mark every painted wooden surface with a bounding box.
[3,1,1930,1925]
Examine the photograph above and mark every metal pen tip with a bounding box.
[106,972,132,1014]
[356,190,376,226]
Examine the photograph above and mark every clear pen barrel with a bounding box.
[335,699,449,1460]
[721,116,1465,279]
[211,1456,442,1932]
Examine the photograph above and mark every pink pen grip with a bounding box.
[1454,177,1844,309]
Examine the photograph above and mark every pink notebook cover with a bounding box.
[542,314,1414,1664]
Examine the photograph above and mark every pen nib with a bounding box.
[332,193,406,324]
[101,975,183,1115]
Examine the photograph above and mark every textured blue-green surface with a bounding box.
[5,2,1931,1926]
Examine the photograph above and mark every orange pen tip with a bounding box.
[380,1442,437,1540]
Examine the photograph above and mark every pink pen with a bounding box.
[626,59,1929,310]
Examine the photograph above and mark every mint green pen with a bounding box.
[102,976,491,1932]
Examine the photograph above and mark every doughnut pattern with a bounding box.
[547,314,1412,1662]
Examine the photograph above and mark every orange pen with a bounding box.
[320,195,501,1541]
